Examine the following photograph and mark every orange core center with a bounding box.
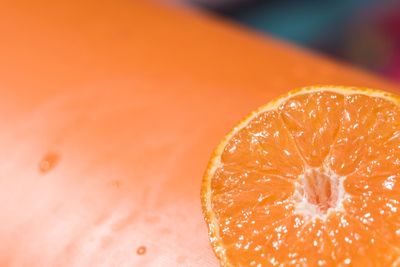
[301,168,340,214]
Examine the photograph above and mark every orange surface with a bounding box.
[0,1,398,266]
[202,86,400,266]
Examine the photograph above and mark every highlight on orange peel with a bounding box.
[201,86,400,266]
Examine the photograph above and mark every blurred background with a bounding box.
[169,0,400,82]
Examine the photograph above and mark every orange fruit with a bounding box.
[201,86,400,266]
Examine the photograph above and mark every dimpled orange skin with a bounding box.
[0,1,399,266]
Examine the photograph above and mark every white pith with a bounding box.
[293,162,349,221]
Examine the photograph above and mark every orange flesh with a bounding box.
[208,90,400,266]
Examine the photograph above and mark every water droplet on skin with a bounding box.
[39,152,60,173]
[136,246,146,255]
[111,180,121,188]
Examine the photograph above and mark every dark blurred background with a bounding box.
[174,0,400,82]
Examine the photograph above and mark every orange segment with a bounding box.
[280,91,344,167]
[201,86,400,266]
[329,94,400,176]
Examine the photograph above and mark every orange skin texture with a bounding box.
[0,1,398,266]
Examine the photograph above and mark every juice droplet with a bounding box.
[111,180,121,188]
[39,152,60,173]
[136,246,146,255]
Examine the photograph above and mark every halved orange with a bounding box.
[201,86,400,266]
